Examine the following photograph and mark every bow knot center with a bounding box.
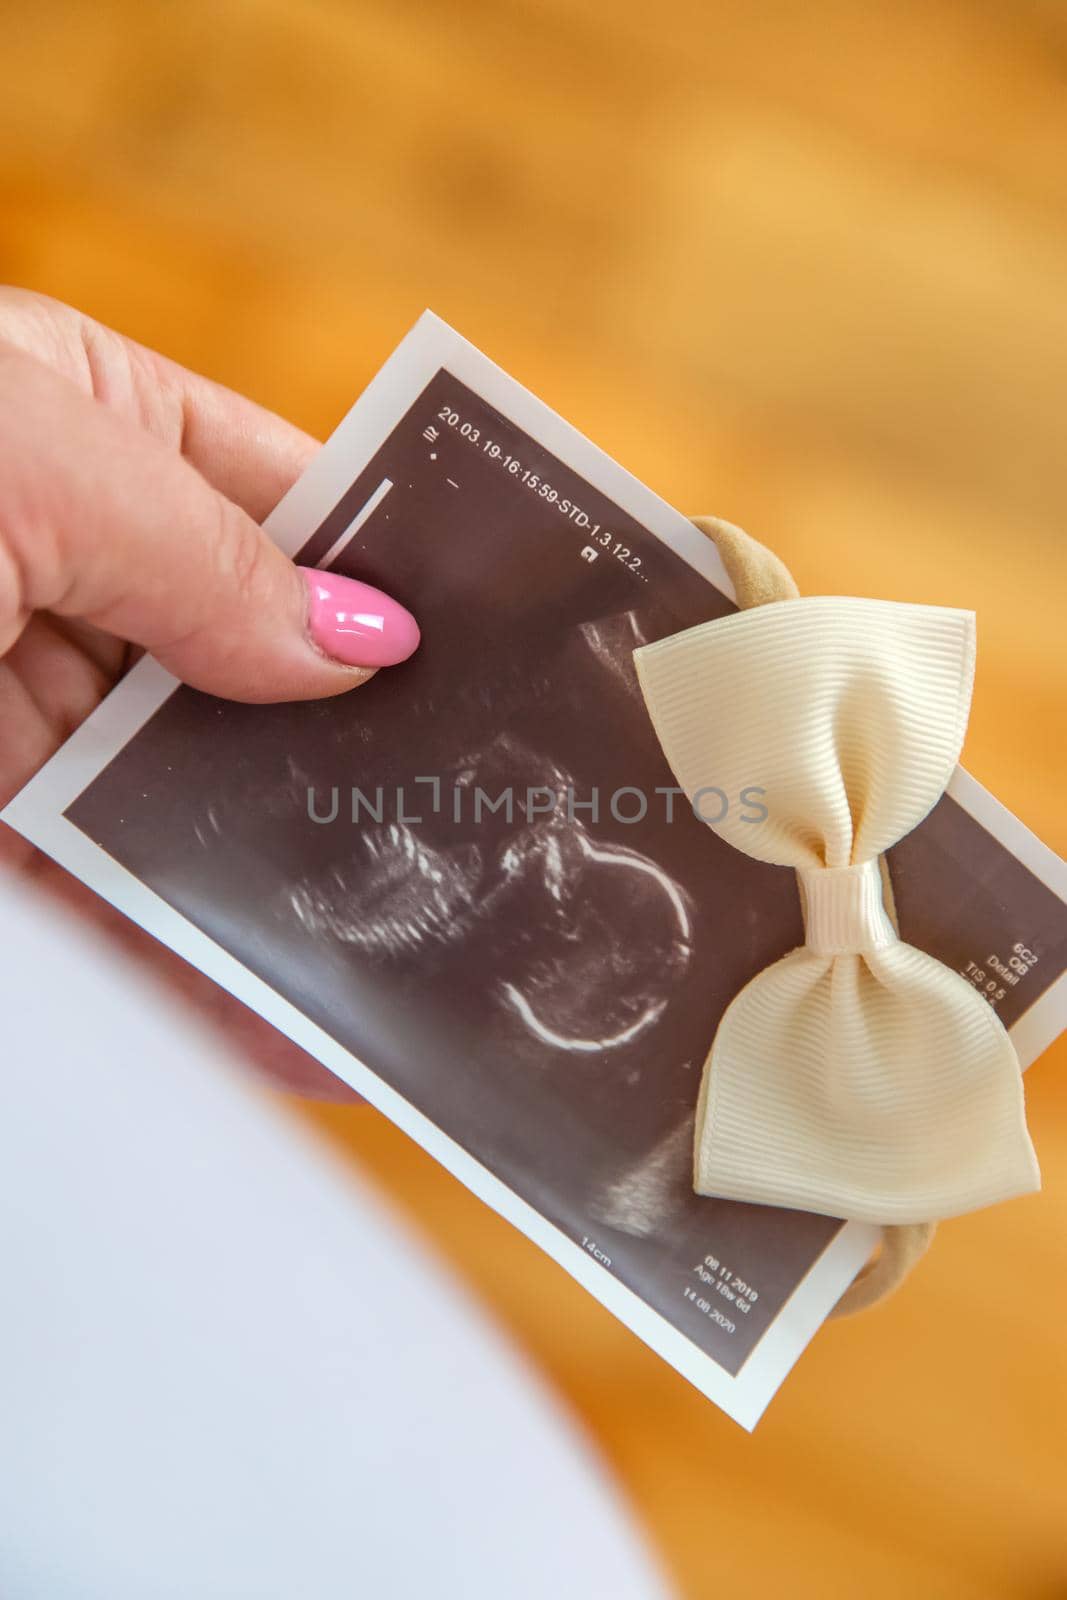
[797,859,897,956]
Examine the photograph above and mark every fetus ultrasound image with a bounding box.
[68,367,1067,1373]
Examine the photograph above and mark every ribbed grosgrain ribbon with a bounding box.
[634,595,1040,1225]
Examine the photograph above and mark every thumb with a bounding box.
[0,346,419,702]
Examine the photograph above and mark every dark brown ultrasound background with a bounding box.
[66,370,1067,1375]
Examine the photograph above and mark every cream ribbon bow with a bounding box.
[634,596,1040,1226]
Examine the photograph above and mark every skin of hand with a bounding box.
[0,287,417,1096]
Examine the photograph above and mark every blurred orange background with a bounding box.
[3,3,1066,1594]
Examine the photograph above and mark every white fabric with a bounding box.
[797,860,895,955]
[0,873,670,1600]
[634,596,1039,1225]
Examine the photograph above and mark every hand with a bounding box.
[0,288,419,1095]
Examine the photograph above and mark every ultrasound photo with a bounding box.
[19,321,1062,1419]
[62,365,854,1376]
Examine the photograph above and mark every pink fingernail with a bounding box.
[300,569,420,669]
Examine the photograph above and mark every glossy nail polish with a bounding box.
[300,569,420,669]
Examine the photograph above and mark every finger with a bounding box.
[3,612,118,749]
[0,288,319,520]
[116,332,322,520]
[0,345,419,702]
